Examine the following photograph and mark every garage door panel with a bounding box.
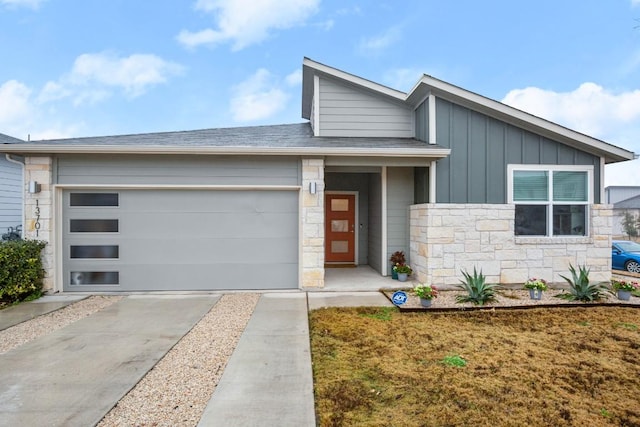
[122,212,297,239]
[117,237,298,264]
[63,189,299,291]
[66,263,297,291]
[121,190,297,212]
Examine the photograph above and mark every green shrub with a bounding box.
[0,240,46,305]
[455,267,498,305]
[556,264,607,302]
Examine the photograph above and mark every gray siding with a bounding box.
[325,173,370,265]
[0,157,22,232]
[368,173,382,274]
[386,167,414,266]
[318,77,413,138]
[423,98,602,204]
[56,155,300,186]
[415,101,429,143]
[606,187,640,204]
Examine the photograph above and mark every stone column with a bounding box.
[23,156,55,292]
[301,158,324,288]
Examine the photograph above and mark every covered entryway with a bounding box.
[62,189,298,291]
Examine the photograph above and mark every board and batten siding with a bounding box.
[318,77,413,138]
[55,154,301,186]
[0,157,22,232]
[386,167,414,266]
[417,98,602,204]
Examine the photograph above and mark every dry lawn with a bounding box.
[310,305,640,427]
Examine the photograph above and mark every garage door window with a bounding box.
[70,219,119,233]
[70,193,119,207]
[70,271,119,285]
[70,245,119,259]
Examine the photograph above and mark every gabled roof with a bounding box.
[0,133,23,144]
[614,194,640,209]
[302,57,636,164]
[0,123,450,158]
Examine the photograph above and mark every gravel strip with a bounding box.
[0,295,122,354]
[98,292,260,427]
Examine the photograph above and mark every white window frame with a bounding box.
[507,164,593,237]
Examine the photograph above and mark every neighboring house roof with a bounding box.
[302,57,635,164]
[614,194,640,209]
[0,123,451,159]
[0,133,23,143]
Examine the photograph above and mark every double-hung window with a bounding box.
[508,165,592,237]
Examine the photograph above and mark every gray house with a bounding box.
[606,186,640,237]
[0,58,635,293]
[0,133,23,237]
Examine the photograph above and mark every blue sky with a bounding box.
[1,0,640,185]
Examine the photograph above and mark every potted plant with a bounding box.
[414,284,438,307]
[395,264,412,282]
[611,279,640,301]
[524,278,548,300]
[389,251,405,280]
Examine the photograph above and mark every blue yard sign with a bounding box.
[391,291,408,306]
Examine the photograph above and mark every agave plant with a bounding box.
[556,264,607,302]
[455,267,498,305]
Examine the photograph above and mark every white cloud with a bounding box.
[0,0,45,9]
[632,0,640,7]
[39,52,184,105]
[0,80,32,126]
[358,26,402,56]
[0,79,78,140]
[177,0,320,50]
[285,69,302,87]
[230,68,289,122]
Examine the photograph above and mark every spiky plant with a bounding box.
[556,264,607,302]
[455,267,498,305]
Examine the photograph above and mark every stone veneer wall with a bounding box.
[410,204,612,287]
[301,158,325,288]
[23,156,55,292]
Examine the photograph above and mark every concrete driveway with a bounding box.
[0,295,220,427]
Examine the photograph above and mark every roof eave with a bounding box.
[0,144,451,158]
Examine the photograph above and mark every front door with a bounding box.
[325,194,356,263]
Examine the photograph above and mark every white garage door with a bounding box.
[62,189,298,291]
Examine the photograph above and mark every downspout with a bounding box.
[5,154,25,237]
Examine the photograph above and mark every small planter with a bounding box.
[420,298,432,307]
[529,289,543,300]
[397,273,408,282]
[391,270,398,280]
[617,290,632,301]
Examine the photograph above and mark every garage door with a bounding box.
[62,189,298,291]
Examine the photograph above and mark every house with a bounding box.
[606,186,640,237]
[0,133,24,238]
[0,58,635,293]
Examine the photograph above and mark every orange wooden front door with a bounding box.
[325,194,355,263]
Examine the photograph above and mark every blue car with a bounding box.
[612,240,640,273]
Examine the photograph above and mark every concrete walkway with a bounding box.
[0,295,219,427]
[0,295,87,331]
[199,293,316,426]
